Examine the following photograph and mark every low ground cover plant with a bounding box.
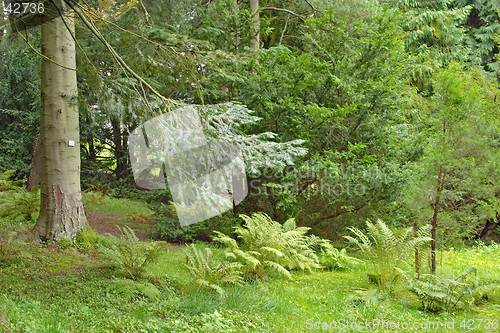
[345,219,433,291]
[214,212,323,280]
[98,226,166,279]
[184,243,243,295]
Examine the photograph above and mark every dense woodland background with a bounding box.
[3,0,500,245]
[1,1,500,331]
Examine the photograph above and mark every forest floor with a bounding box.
[0,194,499,332]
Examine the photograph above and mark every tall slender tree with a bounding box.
[33,6,88,241]
[249,0,260,50]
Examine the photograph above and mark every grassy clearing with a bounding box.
[0,245,498,332]
[0,195,499,332]
[82,192,153,217]
[0,239,499,332]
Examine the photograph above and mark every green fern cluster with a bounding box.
[0,170,40,223]
[184,244,242,295]
[318,242,362,270]
[0,170,23,191]
[75,226,98,248]
[396,266,500,312]
[98,226,166,279]
[214,213,323,280]
[345,219,432,290]
[107,278,161,301]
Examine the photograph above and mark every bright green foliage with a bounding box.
[345,219,432,290]
[98,226,166,279]
[402,64,500,246]
[318,242,362,270]
[184,244,243,295]
[107,278,161,301]
[75,226,98,248]
[396,266,500,312]
[214,213,323,280]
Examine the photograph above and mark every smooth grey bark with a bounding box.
[249,0,260,50]
[33,10,88,241]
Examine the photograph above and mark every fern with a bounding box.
[184,244,243,295]
[0,185,40,223]
[75,226,98,248]
[319,242,362,270]
[345,219,432,290]
[98,226,166,279]
[107,278,161,301]
[0,170,23,192]
[396,267,500,312]
[214,213,322,280]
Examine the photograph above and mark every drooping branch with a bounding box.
[261,7,307,19]
[72,3,179,111]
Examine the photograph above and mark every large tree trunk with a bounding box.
[249,0,260,50]
[33,10,88,241]
[27,135,41,191]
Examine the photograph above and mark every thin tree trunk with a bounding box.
[33,10,88,241]
[27,135,41,191]
[430,167,444,274]
[249,0,260,50]
[413,220,420,279]
[0,15,4,42]
[112,118,124,179]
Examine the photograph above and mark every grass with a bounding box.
[0,194,499,332]
[82,192,153,217]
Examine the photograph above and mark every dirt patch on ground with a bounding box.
[86,212,150,241]
[86,211,185,252]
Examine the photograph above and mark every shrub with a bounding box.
[151,203,240,242]
[184,244,243,295]
[98,226,166,279]
[345,219,432,291]
[318,242,362,270]
[396,266,500,312]
[214,212,323,280]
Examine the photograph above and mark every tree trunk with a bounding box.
[27,135,41,191]
[413,220,420,279]
[112,118,125,179]
[430,167,444,274]
[249,0,260,50]
[33,10,88,241]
